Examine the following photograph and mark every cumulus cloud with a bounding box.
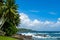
[19,13,60,31]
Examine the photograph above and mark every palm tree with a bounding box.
[0,0,20,28]
[5,0,19,25]
[0,0,6,35]
[0,0,6,28]
[1,0,20,36]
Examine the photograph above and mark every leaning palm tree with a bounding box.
[0,0,19,28]
[0,0,6,28]
[0,0,7,35]
[0,0,20,36]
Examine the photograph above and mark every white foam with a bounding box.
[21,32,35,36]
[21,32,60,39]
[32,35,45,38]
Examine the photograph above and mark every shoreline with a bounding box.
[12,32,60,40]
[12,34,33,40]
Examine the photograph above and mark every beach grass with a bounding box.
[0,36,18,40]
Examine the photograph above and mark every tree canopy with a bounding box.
[0,0,20,36]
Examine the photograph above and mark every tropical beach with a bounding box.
[0,0,60,40]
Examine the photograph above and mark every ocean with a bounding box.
[18,31,60,40]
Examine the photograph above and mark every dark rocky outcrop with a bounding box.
[12,34,33,40]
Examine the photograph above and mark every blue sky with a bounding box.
[16,0,60,31]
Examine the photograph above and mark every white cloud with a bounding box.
[49,12,56,15]
[58,18,60,21]
[19,13,60,31]
[29,10,40,12]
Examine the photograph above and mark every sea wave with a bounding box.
[21,32,50,38]
[21,32,35,36]
[21,32,60,39]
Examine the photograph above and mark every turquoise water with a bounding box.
[33,37,60,40]
[33,38,57,40]
[18,31,60,40]
[32,35,60,40]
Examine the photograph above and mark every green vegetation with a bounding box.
[0,36,18,40]
[18,28,35,32]
[0,0,20,36]
[2,22,17,36]
[0,0,21,40]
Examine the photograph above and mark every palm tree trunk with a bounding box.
[0,17,7,29]
[0,13,7,29]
